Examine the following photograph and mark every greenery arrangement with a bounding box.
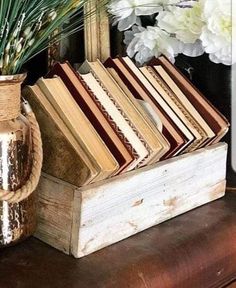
[0,0,103,75]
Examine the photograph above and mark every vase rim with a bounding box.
[0,73,27,83]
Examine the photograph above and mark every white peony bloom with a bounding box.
[124,25,145,46]
[156,0,205,44]
[125,25,181,64]
[108,0,178,31]
[200,0,233,65]
[179,40,205,57]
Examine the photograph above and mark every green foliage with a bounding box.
[0,0,103,75]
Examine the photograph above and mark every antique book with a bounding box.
[153,56,229,144]
[79,60,167,166]
[48,62,133,174]
[80,72,147,170]
[104,57,189,157]
[151,65,216,147]
[120,57,197,153]
[140,66,209,150]
[37,77,119,181]
[23,85,98,186]
[107,67,170,162]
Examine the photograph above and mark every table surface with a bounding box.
[0,193,236,288]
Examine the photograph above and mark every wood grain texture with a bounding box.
[84,0,110,62]
[34,174,76,254]
[2,193,236,288]
[34,143,227,258]
[74,143,227,257]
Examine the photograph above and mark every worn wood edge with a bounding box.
[73,144,227,257]
[34,174,76,254]
[34,143,227,257]
[98,1,110,62]
[84,0,110,61]
[77,142,227,192]
[38,143,227,192]
[70,189,82,256]
[226,187,236,192]
[40,172,79,190]
[74,180,226,258]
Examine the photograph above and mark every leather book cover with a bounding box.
[79,60,159,168]
[119,57,199,153]
[104,57,188,159]
[37,77,119,182]
[141,66,214,151]
[79,60,164,167]
[151,56,229,144]
[140,66,202,152]
[79,70,148,170]
[48,62,133,174]
[107,67,170,162]
[23,85,98,186]
[151,65,216,148]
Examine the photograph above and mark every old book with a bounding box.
[23,85,98,186]
[140,66,208,151]
[120,57,196,153]
[48,62,133,174]
[37,77,119,181]
[104,57,189,158]
[153,56,229,144]
[151,65,216,147]
[107,67,170,162]
[80,72,146,170]
[79,60,166,166]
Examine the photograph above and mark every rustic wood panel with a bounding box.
[34,143,227,258]
[34,174,76,254]
[74,143,227,257]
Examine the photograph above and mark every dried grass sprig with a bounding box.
[0,0,106,75]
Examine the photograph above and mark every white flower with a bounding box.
[124,25,145,45]
[200,0,233,65]
[108,0,177,31]
[156,0,205,44]
[125,25,181,64]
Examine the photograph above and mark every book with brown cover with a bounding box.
[140,66,214,151]
[107,67,170,163]
[120,57,198,153]
[23,85,99,186]
[104,57,188,158]
[149,65,216,148]
[79,60,168,166]
[48,62,133,174]
[80,71,148,170]
[151,56,229,144]
[37,77,119,182]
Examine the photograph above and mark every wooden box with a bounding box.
[34,143,227,258]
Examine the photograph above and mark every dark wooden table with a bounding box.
[0,193,236,288]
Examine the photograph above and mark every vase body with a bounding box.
[0,74,36,247]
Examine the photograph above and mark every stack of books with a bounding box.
[23,56,229,187]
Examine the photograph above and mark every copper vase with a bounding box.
[0,74,36,247]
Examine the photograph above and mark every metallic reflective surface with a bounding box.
[0,76,36,247]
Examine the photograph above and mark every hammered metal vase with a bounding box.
[0,74,36,247]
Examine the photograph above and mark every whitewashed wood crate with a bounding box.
[34,142,227,258]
